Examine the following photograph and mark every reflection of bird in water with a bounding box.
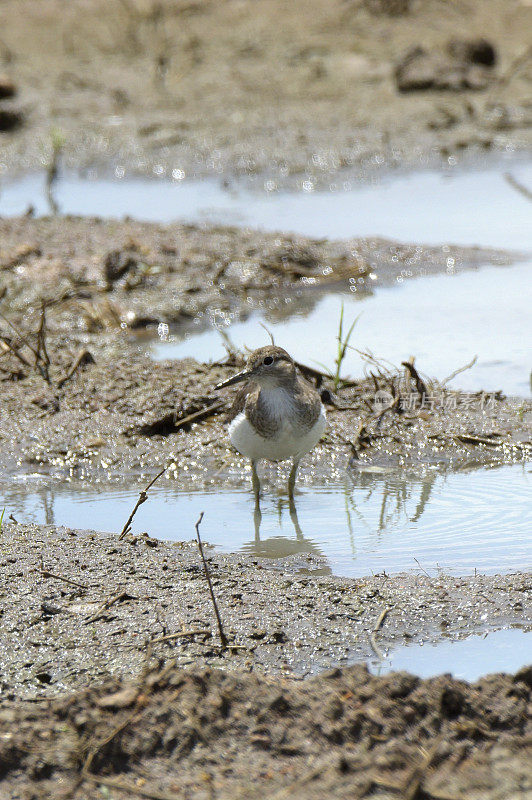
[240,498,331,574]
[215,346,326,505]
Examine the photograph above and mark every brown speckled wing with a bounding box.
[226,382,255,423]
[292,376,322,430]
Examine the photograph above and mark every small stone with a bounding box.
[35,672,52,684]
[0,75,17,99]
[96,686,138,709]
[0,107,24,131]
[250,629,267,640]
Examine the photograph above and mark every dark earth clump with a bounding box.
[1,659,531,799]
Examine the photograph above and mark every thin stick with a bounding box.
[40,567,88,590]
[83,708,144,776]
[349,345,396,375]
[259,321,275,345]
[402,359,428,398]
[504,172,532,203]
[57,348,94,389]
[373,606,391,634]
[0,311,49,383]
[403,739,442,800]
[454,433,502,447]
[441,355,478,385]
[195,512,228,649]
[85,591,136,624]
[151,629,211,644]
[0,309,40,359]
[36,302,51,373]
[119,466,167,539]
[0,335,32,368]
[413,557,431,578]
[172,401,224,430]
[296,360,359,388]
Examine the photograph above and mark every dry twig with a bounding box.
[151,629,211,644]
[85,591,136,624]
[119,466,167,539]
[173,401,224,430]
[57,348,94,388]
[402,359,428,398]
[504,172,532,202]
[39,564,88,590]
[0,336,32,368]
[195,512,228,649]
[82,774,183,800]
[442,355,478,386]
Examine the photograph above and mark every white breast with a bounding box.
[229,402,326,462]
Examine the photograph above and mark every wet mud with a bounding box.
[1,659,532,800]
[0,326,530,490]
[0,517,531,797]
[0,214,530,798]
[0,215,519,334]
[1,0,531,182]
[1,518,530,698]
[1,2,531,795]
[1,216,528,486]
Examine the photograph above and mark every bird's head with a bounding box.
[215,346,297,390]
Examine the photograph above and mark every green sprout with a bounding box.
[315,303,360,391]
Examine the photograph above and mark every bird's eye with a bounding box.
[263,356,274,366]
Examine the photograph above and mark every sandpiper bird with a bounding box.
[215,346,326,502]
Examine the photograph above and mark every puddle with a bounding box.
[3,463,530,578]
[374,628,531,681]
[152,260,532,397]
[1,162,532,250]
[2,163,531,396]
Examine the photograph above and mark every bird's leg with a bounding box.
[253,503,262,542]
[251,459,261,504]
[288,458,300,506]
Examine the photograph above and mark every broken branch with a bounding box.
[195,512,228,649]
[118,466,167,539]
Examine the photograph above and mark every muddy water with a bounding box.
[4,463,530,578]
[374,628,531,681]
[2,164,529,395]
[153,260,532,397]
[1,161,531,249]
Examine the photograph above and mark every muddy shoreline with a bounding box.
[0,521,530,798]
[1,2,531,795]
[0,212,530,796]
[1,518,530,700]
[1,0,531,184]
[0,214,528,483]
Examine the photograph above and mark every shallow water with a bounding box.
[2,164,531,396]
[1,162,531,249]
[4,463,530,578]
[375,628,531,681]
[153,260,532,397]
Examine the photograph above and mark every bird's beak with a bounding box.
[214,368,253,390]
